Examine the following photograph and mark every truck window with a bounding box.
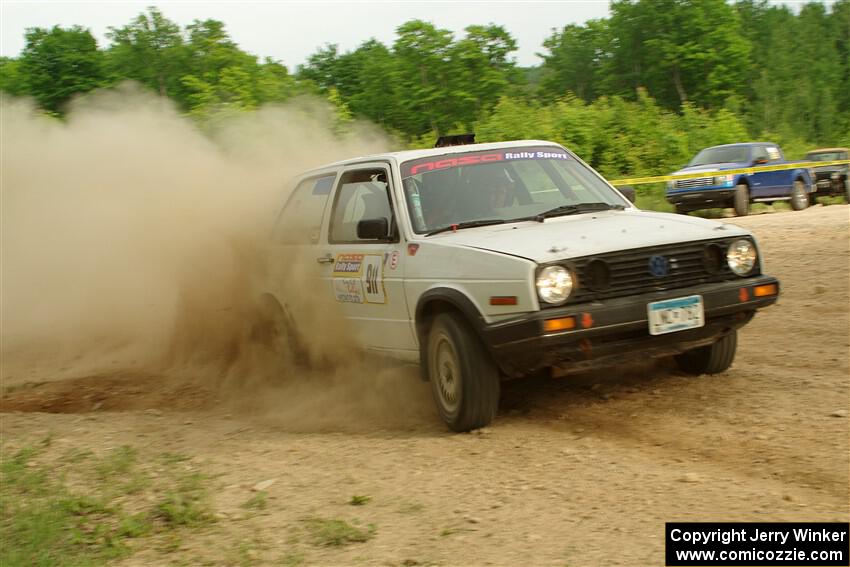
[752,146,770,163]
[273,174,336,244]
[329,168,394,243]
[765,146,781,161]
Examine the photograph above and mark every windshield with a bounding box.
[689,146,751,166]
[400,146,628,234]
[806,151,844,161]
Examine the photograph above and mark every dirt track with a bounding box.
[2,204,849,566]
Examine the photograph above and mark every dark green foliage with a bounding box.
[1,3,846,171]
[18,25,107,113]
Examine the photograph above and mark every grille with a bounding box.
[675,177,714,189]
[555,238,754,305]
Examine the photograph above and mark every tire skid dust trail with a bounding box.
[1,85,432,431]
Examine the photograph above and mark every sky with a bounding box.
[0,0,614,69]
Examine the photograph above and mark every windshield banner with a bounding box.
[400,146,573,178]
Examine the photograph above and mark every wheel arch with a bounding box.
[415,288,489,379]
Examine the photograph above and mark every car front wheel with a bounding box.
[790,179,809,211]
[426,312,499,432]
[733,184,750,216]
[674,330,737,375]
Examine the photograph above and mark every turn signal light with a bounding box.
[543,316,576,333]
[753,283,778,297]
[490,296,518,306]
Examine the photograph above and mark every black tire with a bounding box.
[809,192,819,207]
[674,204,689,215]
[426,312,500,432]
[733,184,750,217]
[790,179,809,211]
[674,330,737,375]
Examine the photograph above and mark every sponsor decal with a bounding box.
[333,253,364,275]
[408,153,503,176]
[331,253,386,305]
[401,146,573,178]
[333,278,364,304]
[389,251,399,270]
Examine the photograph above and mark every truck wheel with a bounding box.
[674,204,689,215]
[426,312,499,432]
[790,179,808,211]
[733,184,749,216]
[674,330,737,375]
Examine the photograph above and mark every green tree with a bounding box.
[539,20,608,101]
[18,25,107,112]
[0,57,27,96]
[106,7,187,100]
[449,24,520,129]
[391,20,457,135]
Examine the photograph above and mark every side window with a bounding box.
[765,146,781,161]
[274,174,335,244]
[329,168,394,244]
[752,146,769,163]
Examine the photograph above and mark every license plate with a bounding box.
[647,295,704,336]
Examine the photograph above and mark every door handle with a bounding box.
[316,254,334,264]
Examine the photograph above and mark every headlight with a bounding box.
[536,265,574,304]
[727,239,757,276]
[714,174,734,187]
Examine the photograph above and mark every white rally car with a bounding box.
[264,140,779,432]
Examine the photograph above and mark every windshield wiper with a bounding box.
[533,202,624,222]
[425,219,506,236]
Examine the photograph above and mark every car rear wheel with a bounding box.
[733,184,750,217]
[674,330,737,375]
[251,293,307,364]
[790,179,809,210]
[426,312,499,432]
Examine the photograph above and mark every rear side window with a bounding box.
[765,146,781,161]
[274,174,336,244]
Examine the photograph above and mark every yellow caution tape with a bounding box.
[609,159,850,187]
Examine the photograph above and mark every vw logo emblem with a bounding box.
[648,255,669,277]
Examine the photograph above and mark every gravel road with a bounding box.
[3,204,848,566]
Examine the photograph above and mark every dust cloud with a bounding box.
[1,85,433,430]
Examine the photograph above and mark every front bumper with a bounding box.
[482,275,779,377]
[666,187,735,208]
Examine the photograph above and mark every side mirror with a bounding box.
[618,186,636,203]
[753,158,768,165]
[357,217,390,240]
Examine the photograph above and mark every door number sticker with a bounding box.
[332,253,386,304]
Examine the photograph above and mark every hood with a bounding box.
[424,209,748,263]
[672,162,749,175]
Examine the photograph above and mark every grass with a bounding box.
[348,494,370,506]
[241,491,268,511]
[303,518,375,547]
[0,442,215,566]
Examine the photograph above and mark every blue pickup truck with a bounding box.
[666,142,814,216]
